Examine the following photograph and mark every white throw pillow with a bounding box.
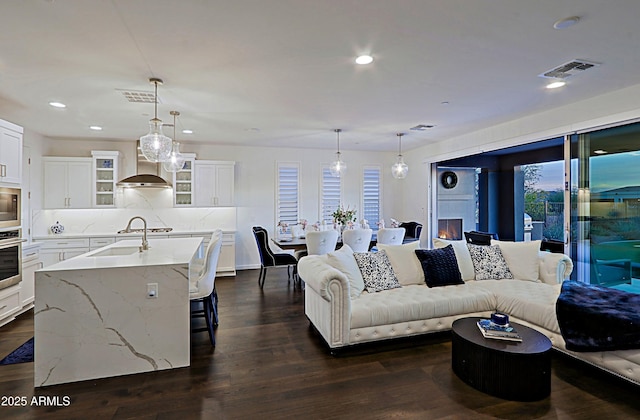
[377,241,424,285]
[491,240,541,282]
[326,244,365,298]
[432,238,475,281]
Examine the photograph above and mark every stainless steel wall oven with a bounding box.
[0,229,22,290]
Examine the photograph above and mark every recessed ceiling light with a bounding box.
[546,81,566,89]
[594,149,608,155]
[355,55,373,65]
[182,129,193,134]
[89,126,103,131]
[49,101,66,108]
[553,16,580,29]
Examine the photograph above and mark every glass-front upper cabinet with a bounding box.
[91,151,120,207]
[172,153,196,207]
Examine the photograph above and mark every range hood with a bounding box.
[116,142,172,189]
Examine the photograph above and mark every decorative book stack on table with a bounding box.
[477,319,522,342]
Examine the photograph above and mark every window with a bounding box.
[276,162,299,232]
[362,166,381,230]
[321,166,341,224]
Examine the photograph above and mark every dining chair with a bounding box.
[305,230,340,255]
[376,227,406,246]
[399,221,423,241]
[341,228,373,252]
[189,229,223,346]
[252,226,299,288]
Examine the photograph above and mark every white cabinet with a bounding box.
[92,151,120,207]
[20,245,41,310]
[37,238,90,267]
[192,232,236,276]
[0,244,40,326]
[194,161,235,207]
[43,157,92,209]
[171,154,196,207]
[0,286,21,327]
[0,120,23,185]
[218,233,236,276]
[89,237,115,250]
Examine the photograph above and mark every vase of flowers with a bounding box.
[332,205,357,231]
[277,221,290,239]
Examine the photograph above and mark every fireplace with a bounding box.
[438,219,463,240]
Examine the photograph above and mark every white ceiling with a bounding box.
[1,0,640,152]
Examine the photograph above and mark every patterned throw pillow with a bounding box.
[415,246,464,288]
[353,250,402,293]
[467,243,514,280]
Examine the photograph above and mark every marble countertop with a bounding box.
[33,229,235,240]
[37,237,203,271]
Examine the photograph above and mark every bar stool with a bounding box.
[190,229,223,346]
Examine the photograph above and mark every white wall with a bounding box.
[35,138,399,269]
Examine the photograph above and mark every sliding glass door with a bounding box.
[571,122,640,291]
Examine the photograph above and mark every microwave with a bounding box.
[0,187,21,229]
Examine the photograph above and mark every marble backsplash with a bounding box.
[33,206,237,236]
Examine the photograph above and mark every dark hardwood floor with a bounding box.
[1,268,640,419]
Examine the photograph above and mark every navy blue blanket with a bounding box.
[556,281,640,352]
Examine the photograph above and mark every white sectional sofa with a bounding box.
[297,239,640,386]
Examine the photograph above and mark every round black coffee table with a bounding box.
[451,317,552,401]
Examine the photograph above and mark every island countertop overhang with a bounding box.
[36,237,204,272]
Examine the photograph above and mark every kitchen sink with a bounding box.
[90,246,141,257]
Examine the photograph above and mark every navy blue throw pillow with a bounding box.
[415,245,464,288]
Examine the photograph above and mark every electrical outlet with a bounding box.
[147,283,158,299]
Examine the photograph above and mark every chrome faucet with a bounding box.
[124,216,149,251]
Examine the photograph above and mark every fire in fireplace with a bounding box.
[438,219,463,240]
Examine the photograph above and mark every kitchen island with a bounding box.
[34,237,203,387]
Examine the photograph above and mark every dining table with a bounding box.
[271,237,309,252]
[272,233,380,253]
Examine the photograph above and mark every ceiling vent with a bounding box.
[116,89,162,104]
[410,124,435,131]
[538,59,600,79]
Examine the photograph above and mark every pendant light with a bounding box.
[392,132,409,179]
[329,129,346,177]
[139,77,173,163]
[163,111,186,172]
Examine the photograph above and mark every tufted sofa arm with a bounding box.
[298,255,352,348]
[538,251,574,284]
[299,256,350,299]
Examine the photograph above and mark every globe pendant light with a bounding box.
[140,77,172,162]
[163,111,186,172]
[392,132,409,179]
[329,129,346,177]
